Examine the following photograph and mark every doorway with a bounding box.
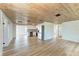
[30,32,33,37]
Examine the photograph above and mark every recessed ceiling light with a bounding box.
[40,20,42,21]
[55,13,61,17]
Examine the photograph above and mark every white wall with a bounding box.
[36,22,54,40]
[0,10,3,55]
[1,10,15,47]
[44,22,54,40]
[61,20,79,42]
[7,19,14,46]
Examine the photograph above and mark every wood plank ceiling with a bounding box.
[0,3,79,25]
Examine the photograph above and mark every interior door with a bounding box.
[30,32,33,37]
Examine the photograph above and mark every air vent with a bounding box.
[55,14,61,17]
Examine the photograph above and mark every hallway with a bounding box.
[0,3,79,56]
[3,36,79,56]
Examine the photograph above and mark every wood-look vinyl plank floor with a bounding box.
[3,36,79,56]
